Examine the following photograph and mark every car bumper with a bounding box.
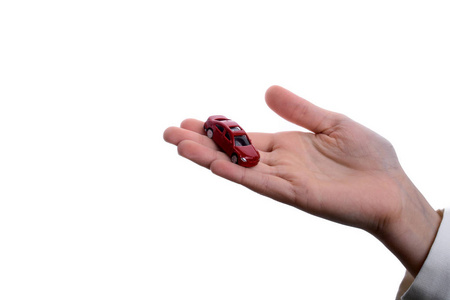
[239,157,259,168]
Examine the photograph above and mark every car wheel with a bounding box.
[206,128,213,139]
[231,154,238,164]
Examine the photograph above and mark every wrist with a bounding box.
[375,176,442,277]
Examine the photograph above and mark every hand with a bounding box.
[163,85,441,276]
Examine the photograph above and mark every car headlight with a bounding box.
[241,157,247,162]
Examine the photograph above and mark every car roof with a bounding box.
[208,116,248,136]
[220,121,247,135]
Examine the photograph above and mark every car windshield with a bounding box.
[234,135,250,147]
[230,126,241,131]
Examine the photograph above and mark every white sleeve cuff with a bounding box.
[402,208,450,299]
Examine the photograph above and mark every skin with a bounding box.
[163,85,442,277]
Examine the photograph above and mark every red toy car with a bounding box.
[204,115,260,167]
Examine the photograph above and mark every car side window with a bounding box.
[225,131,231,141]
[216,124,224,132]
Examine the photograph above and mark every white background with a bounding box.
[1,1,450,299]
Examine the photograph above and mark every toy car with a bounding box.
[204,115,260,167]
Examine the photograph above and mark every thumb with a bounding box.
[265,85,345,134]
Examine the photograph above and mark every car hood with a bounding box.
[235,145,260,159]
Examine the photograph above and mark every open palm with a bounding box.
[165,86,403,232]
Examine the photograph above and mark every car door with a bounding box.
[222,129,234,155]
[213,124,226,148]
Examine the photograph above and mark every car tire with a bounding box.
[206,128,213,139]
[231,154,238,164]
